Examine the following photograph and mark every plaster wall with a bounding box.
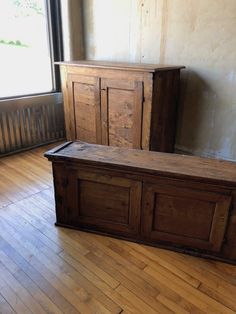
[61,0,85,60]
[83,0,236,160]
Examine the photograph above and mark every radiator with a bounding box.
[0,93,65,156]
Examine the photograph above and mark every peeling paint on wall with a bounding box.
[83,0,236,161]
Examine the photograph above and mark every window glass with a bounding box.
[0,0,54,98]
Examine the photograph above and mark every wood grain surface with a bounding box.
[56,60,185,72]
[45,141,236,186]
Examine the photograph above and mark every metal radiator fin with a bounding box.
[0,93,65,155]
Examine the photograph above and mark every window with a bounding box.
[0,0,62,98]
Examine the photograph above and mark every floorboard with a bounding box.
[0,143,236,314]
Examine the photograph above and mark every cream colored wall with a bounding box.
[83,0,236,160]
[61,0,85,60]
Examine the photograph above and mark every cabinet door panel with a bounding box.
[68,74,101,143]
[101,79,143,149]
[142,183,231,252]
[66,169,142,237]
[108,88,134,147]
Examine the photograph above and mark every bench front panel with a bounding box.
[141,182,232,252]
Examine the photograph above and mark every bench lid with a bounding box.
[45,141,236,187]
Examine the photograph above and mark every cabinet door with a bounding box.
[101,78,143,149]
[65,168,142,237]
[141,183,231,252]
[67,74,101,143]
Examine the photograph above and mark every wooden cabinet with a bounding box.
[58,61,185,152]
[45,141,236,264]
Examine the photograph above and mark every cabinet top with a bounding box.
[45,141,236,187]
[55,60,185,72]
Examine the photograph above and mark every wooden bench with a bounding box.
[45,141,236,264]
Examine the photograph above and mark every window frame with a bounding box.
[48,0,64,92]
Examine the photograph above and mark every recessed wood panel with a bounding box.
[65,169,142,236]
[108,88,134,148]
[101,79,143,149]
[73,82,97,143]
[74,102,97,143]
[153,194,215,240]
[142,183,231,252]
[73,81,96,105]
[67,74,101,144]
[79,180,130,224]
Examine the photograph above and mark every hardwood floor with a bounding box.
[0,143,236,314]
